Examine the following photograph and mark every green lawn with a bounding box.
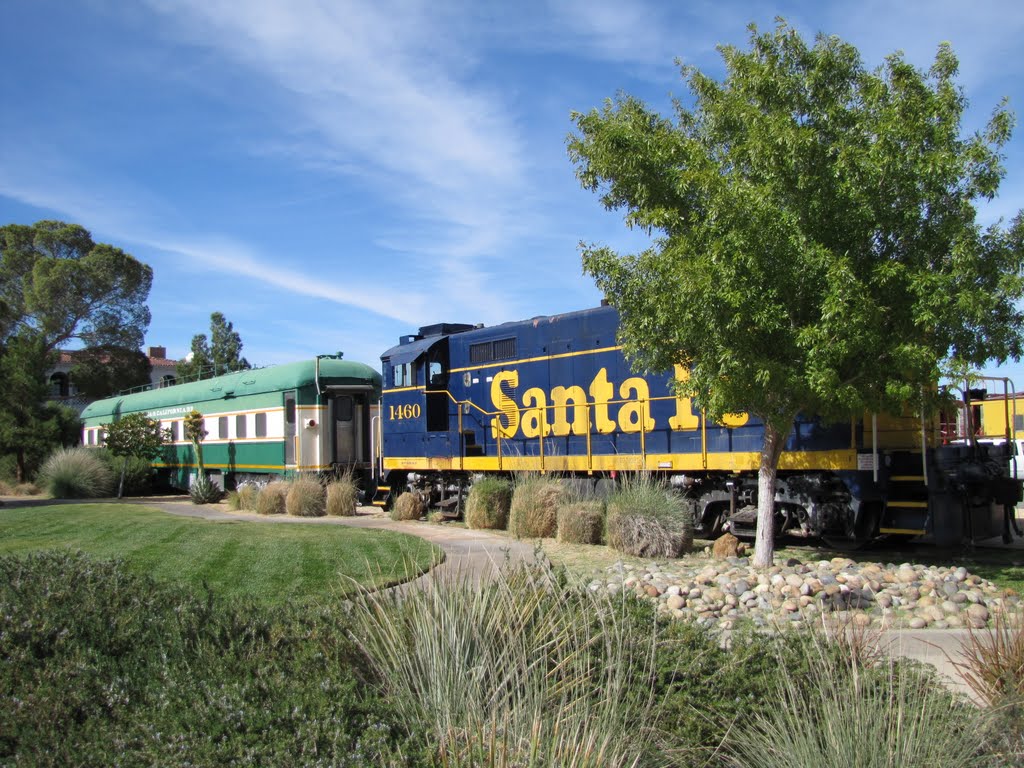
[0,504,443,604]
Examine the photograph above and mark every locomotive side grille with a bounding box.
[470,342,492,364]
[469,337,518,364]
[493,337,517,360]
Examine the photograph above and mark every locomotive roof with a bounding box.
[380,305,616,362]
[80,357,380,421]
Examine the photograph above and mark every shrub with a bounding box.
[255,482,288,515]
[464,476,512,529]
[508,474,564,539]
[37,446,114,499]
[286,475,326,517]
[326,473,359,516]
[725,636,984,768]
[0,480,11,495]
[95,449,156,496]
[14,482,41,496]
[556,500,605,544]
[225,490,242,510]
[189,474,223,505]
[391,491,425,521]
[237,483,259,511]
[347,560,657,767]
[0,551,407,766]
[605,473,693,557]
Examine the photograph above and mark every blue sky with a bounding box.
[2,0,1024,387]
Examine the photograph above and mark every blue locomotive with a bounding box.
[378,304,1021,547]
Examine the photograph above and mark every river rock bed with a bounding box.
[588,556,1022,630]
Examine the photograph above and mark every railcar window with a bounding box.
[255,412,267,437]
[394,363,415,387]
[236,414,247,438]
[428,361,443,386]
[218,416,229,439]
[1016,415,1024,432]
[336,396,353,421]
[97,429,105,446]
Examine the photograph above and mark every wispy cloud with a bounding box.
[143,0,528,257]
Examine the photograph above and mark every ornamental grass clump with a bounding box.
[508,474,564,539]
[725,633,985,768]
[236,483,259,511]
[326,472,359,516]
[605,473,692,557]
[556,500,605,545]
[465,476,512,530]
[346,559,658,767]
[37,447,114,499]
[285,475,326,517]
[391,491,425,521]
[255,482,288,515]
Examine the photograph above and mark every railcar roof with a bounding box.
[81,358,380,421]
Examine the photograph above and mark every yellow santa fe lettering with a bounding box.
[521,387,551,438]
[490,370,520,438]
[588,368,616,434]
[550,385,589,436]
[618,377,655,433]
[669,365,699,431]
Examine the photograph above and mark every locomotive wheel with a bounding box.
[820,504,880,552]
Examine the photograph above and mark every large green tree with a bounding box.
[0,220,152,480]
[568,22,1024,566]
[176,312,250,382]
[70,346,153,399]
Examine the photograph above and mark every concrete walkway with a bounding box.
[0,495,990,695]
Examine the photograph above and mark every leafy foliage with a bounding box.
[0,220,151,480]
[568,21,1024,565]
[175,311,250,382]
[102,412,167,498]
[0,336,81,481]
[69,345,152,398]
[94,450,156,497]
[0,551,409,767]
[37,446,114,498]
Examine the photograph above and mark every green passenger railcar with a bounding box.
[80,357,381,490]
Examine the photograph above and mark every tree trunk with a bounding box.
[752,420,790,568]
[15,447,25,484]
[118,457,127,499]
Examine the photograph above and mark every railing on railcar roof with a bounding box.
[115,363,263,397]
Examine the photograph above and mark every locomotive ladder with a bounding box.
[879,451,928,536]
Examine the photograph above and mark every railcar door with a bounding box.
[284,390,297,465]
[426,341,450,432]
[332,395,356,463]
